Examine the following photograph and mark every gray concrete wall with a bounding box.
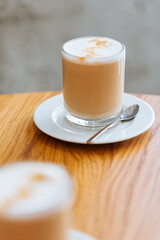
[0,0,160,94]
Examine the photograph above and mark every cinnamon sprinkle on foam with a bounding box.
[0,187,33,212]
[82,38,113,58]
[30,173,50,182]
[78,57,86,61]
[17,187,32,199]
[88,38,99,43]
[1,199,14,211]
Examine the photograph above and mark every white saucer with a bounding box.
[68,229,97,240]
[34,93,155,144]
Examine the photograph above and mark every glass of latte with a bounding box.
[62,37,125,127]
[0,162,74,240]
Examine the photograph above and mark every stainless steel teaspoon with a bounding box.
[87,104,140,144]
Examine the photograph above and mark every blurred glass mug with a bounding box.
[62,36,125,127]
[0,162,74,240]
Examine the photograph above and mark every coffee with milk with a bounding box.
[0,162,73,240]
[62,37,125,127]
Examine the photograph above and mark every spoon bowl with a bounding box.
[120,104,140,121]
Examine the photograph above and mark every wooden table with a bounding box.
[0,92,159,240]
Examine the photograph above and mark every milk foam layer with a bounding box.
[63,37,124,61]
[0,162,72,217]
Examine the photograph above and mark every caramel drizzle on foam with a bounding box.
[0,173,53,213]
[78,38,113,61]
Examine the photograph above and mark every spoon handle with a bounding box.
[87,118,120,144]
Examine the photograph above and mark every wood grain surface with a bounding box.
[0,92,159,240]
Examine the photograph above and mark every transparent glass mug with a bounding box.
[62,37,125,127]
[0,162,74,240]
